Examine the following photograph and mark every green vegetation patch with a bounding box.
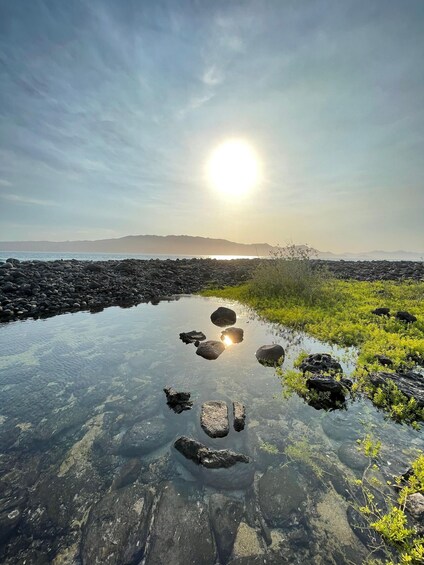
[201,279,424,424]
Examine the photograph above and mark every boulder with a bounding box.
[372,307,390,316]
[174,436,250,468]
[299,353,342,375]
[201,401,229,438]
[233,401,246,432]
[405,492,424,521]
[305,376,351,410]
[196,340,225,360]
[119,417,173,456]
[209,493,244,563]
[81,483,153,565]
[163,386,193,413]
[145,481,217,565]
[179,330,206,344]
[211,306,237,327]
[221,327,244,344]
[258,466,307,527]
[395,311,417,323]
[369,371,424,407]
[255,345,285,367]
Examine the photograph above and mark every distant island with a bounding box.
[0,234,422,261]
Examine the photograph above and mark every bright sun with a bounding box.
[207,139,260,197]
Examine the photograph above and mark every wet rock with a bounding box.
[233,402,246,432]
[174,436,250,468]
[258,466,307,527]
[196,340,225,360]
[374,354,394,367]
[0,496,23,545]
[119,417,173,456]
[221,327,244,344]
[111,459,142,490]
[211,306,237,327]
[372,307,390,316]
[299,353,342,375]
[81,483,153,565]
[405,492,424,521]
[369,371,424,407]
[337,443,368,472]
[209,493,244,563]
[163,387,193,413]
[201,401,229,438]
[395,310,417,323]
[232,522,264,560]
[255,345,285,367]
[347,506,384,549]
[179,330,206,344]
[145,481,217,565]
[305,377,350,410]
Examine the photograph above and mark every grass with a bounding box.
[201,279,424,424]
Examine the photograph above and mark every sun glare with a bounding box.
[207,139,260,197]
[222,335,233,347]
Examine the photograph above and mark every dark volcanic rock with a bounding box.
[255,344,285,367]
[395,310,417,323]
[81,483,153,565]
[374,354,394,367]
[209,493,244,564]
[372,307,390,316]
[211,306,237,327]
[196,340,225,360]
[306,376,351,410]
[299,353,343,375]
[119,417,173,456]
[221,327,244,343]
[201,401,229,438]
[369,371,424,407]
[233,401,246,432]
[145,481,217,565]
[174,436,250,468]
[179,330,206,344]
[163,387,193,413]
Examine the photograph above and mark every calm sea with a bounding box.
[0,251,259,262]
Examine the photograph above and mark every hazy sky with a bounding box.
[1,0,423,252]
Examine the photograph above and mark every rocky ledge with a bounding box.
[0,257,423,323]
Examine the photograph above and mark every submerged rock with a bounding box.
[299,353,342,375]
[221,327,244,344]
[305,376,351,410]
[81,483,153,565]
[196,340,225,360]
[163,386,193,413]
[369,371,424,407]
[395,310,417,323]
[258,466,307,527]
[174,436,250,468]
[179,330,206,344]
[119,417,173,456]
[111,459,143,490]
[211,306,237,327]
[337,442,368,472]
[255,345,285,367]
[145,481,217,565]
[233,401,246,432]
[201,401,229,438]
[209,493,244,563]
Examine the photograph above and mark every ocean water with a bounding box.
[0,296,421,563]
[0,251,259,262]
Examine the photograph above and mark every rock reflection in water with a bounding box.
[0,296,422,564]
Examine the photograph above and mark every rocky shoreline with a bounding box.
[0,257,423,323]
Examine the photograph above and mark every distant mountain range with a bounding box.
[0,235,422,261]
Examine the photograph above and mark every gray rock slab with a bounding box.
[201,401,229,438]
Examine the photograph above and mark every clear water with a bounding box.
[0,297,422,564]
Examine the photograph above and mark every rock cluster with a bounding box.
[174,436,250,468]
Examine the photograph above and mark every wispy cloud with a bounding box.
[1,194,58,207]
[202,65,224,86]
[0,179,12,187]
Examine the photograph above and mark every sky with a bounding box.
[0,0,423,252]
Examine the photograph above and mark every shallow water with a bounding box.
[0,296,422,564]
